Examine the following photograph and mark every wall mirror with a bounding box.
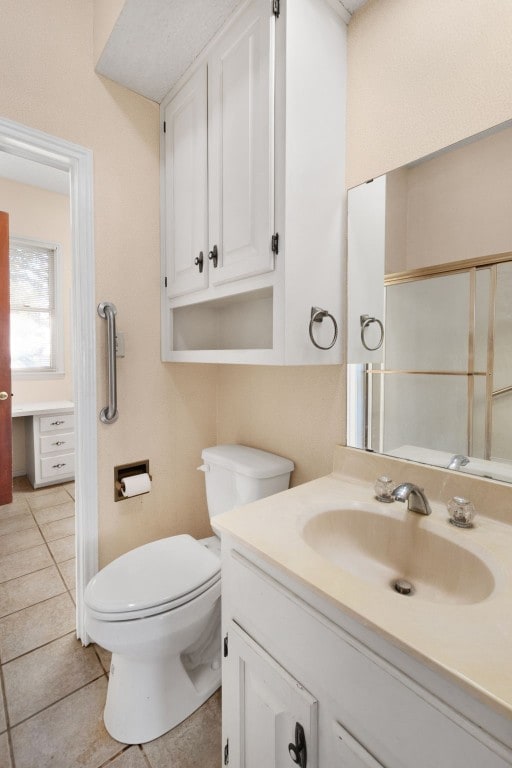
[346,119,512,483]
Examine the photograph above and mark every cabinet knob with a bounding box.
[51,420,65,426]
[52,463,67,469]
[208,245,218,268]
[194,251,204,273]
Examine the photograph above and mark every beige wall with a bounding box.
[216,366,346,487]
[0,0,218,566]
[347,0,512,188]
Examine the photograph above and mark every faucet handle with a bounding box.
[374,476,395,503]
[447,496,475,528]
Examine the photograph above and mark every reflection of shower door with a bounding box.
[0,211,13,505]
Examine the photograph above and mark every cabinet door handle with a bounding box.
[208,245,218,268]
[288,722,307,767]
[194,251,204,273]
[51,420,65,426]
[52,441,66,446]
[52,463,67,469]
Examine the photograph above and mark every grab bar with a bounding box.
[97,302,119,424]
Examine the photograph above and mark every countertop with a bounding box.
[12,400,74,418]
[213,469,512,720]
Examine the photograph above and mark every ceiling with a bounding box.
[0,152,69,195]
[96,0,369,104]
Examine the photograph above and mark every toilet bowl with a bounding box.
[85,445,294,744]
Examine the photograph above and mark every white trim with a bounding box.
[0,116,97,644]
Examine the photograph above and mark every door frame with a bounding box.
[0,117,97,643]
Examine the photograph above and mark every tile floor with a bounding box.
[0,478,221,768]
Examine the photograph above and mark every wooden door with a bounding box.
[164,65,209,298]
[223,622,318,767]
[208,0,275,287]
[0,211,12,505]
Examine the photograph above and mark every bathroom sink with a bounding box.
[301,503,496,604]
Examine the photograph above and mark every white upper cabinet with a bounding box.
[161,0,346,364]
[208,1,275,286]
[164,66,208,298]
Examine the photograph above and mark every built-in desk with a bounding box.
[13,401,75,488]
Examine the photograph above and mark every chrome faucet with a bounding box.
[447,454,469,470]
[391,483,432,515]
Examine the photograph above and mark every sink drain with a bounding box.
[393,578,414,596]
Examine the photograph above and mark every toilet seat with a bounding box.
[85,534,220,622]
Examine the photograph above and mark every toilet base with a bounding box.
[104,650,221,744]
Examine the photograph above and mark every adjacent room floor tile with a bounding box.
[47,534,75,562]
[142,691,221,768]
[0,566,66,618]
[10,678,123,768]
[0,544,53,584]
[63,482,75,500]
[27,489,72,512]
[0,592,76,662]
[3,632,103,726]
[0,732,12,767]
[57,558,76,590]
[39,516,75,543]
[33,501,75,526]
[12,477,32,493]
[0,513,36,538]
[0,528,44,558]
[0,497,30,520]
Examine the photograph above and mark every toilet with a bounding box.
[84,444,294,744]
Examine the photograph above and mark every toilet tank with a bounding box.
[200,444,294,518]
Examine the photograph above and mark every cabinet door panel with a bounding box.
[223,622,317,768]
[164,66,208,298]
[333,721,385,767]
[209,0,274,286]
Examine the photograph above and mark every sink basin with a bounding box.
[301,503,496,604]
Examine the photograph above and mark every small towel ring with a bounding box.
[309,306,338,350]
[360,314,384,351]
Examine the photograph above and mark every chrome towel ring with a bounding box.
[309,306,338,350]
[360,314,384,351]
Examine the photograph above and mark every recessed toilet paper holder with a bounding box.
[114,460,151,502]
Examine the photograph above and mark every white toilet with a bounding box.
[84,444,294,744]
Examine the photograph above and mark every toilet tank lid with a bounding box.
[201,444,294,479]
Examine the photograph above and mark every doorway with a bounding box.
[0,117,97,643]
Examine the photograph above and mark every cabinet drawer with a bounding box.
[40,433,75,455]
[40,453,75,480]
[39,414,74,433]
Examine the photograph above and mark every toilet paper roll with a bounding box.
[121,473,151,497]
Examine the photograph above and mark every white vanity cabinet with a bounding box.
[221,542,512,768]
[25,409,75,488]
[161,0,345,364]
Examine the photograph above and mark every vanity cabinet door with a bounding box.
[333,721,384,767]
[223,622,318,768]
[208,0,275,287]
[164,65,209,299]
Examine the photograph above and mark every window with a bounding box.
[9,238,63,377]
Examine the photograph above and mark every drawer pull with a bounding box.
[52,441,66,446]
[52,463,67,469]
[51,420,65,426]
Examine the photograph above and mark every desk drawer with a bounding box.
[40,433,75,455]
[39,414,74,433]
[40,453,75,480]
